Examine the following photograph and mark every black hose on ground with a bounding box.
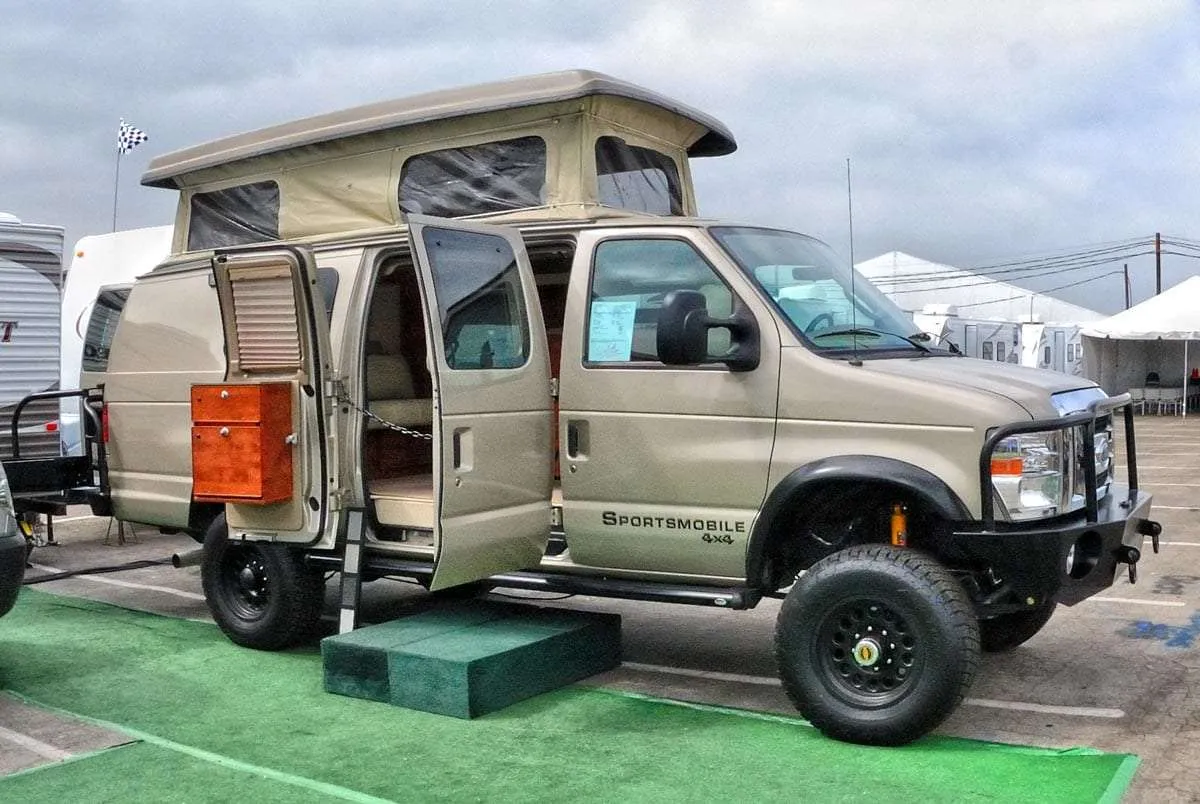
[22,558,174,585]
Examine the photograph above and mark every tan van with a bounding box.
[54,70,1161,745]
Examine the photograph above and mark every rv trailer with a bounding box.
[0,214,65,461]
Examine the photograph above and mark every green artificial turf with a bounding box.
[0,590,1137,803]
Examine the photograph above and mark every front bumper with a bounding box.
[945,484,1157,612]
[0,531,26,618]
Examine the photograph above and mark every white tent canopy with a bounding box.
[1081,275,1200,410]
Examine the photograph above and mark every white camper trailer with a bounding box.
[58,226,173,453]
[911,305,1021,364]
[912,305,1083,375]
[1020,319,1084,376]
[0,214,65,460]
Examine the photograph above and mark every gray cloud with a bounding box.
[3,0,1197,312]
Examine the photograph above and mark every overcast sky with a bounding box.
[3,1,1198,313]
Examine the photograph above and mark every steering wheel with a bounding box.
[804,313,836,334]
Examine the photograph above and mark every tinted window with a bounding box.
[421,228,529,370]
[82,287,130,372]
[188,181,280,250]
[596,136,683,215]
[996,341,1006,362]
[982,342,994,361]
[587,239,731,363]
[400,137,547,218]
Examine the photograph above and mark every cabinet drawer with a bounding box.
[192,383,290,425]
[192,425,293,503]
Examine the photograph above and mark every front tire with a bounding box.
[775,545,980,746]
[201,515,326,650]
[979,600,1057,652]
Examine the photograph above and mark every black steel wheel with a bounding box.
[200,515,325,650]
[775,545,980,746]
[980,600,1057,653]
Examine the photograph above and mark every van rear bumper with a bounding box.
[944,485,1157,612]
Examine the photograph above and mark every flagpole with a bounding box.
[111,147,122,233]
[113,119,148,233]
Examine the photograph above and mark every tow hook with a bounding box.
[1116,545,1141,584]
[1137,519,1162,554]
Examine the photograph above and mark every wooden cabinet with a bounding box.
[191,383,294,504]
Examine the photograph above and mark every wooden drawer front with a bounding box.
[192,425,293,503]
[192,383,291,425]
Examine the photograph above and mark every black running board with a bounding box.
[305,553,760,610]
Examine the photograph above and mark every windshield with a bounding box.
[710,226,940,355]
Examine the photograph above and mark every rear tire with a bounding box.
[979,600,1057,652]
[201,515,326,650]
[775,545,980,746]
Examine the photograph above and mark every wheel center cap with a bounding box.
[852,637,882,668]
[238,567,259,593]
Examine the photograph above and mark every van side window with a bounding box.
[82,287,130,372]
[399,137,547,218]
[981,342,993,361]
[421,227,530,370]
[188,181,280,250]
[587,238,732,364]
[595,136,682,215]
[996,341,1006,362]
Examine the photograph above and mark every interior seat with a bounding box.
[366,353,433,428]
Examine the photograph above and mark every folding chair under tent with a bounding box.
[1080,276,1200,418]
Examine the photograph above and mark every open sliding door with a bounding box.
[406,215,553,590]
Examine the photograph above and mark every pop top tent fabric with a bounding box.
[1081,275,1200,411]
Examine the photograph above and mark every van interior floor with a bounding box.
[369,474,562,545]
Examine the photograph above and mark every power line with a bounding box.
[952,270,1124,310]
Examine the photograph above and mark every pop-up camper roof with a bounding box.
[142,70,737,254]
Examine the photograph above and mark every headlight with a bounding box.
[991,431,1062,521]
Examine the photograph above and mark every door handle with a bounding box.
[452,427,473,471]
[566,419,588,459]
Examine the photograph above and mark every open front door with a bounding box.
[205,247,338,545]
[407,215,553,590]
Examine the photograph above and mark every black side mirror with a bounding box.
[657,290,759,371]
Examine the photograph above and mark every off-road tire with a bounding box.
[979,600,1057,653]
[201,515,325,650]
[775,545,980,746]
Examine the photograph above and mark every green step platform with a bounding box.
[321,601,622,718]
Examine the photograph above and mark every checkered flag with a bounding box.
[117,119,148,154]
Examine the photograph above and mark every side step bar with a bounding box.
[306,552,761,611]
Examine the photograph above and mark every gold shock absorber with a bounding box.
[890,503,908,547]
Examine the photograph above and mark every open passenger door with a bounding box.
[204,246,338,545]
[406,215,554,590]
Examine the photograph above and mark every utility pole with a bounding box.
[1155,232,1162,295]
[1124,263,1130,308]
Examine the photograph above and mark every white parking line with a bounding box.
[1087,596,1186,607]
[29,563,206,602]
[620,662,1126,718]
[0,724,72,760]
[1161,541,1200,547]
[1152,505,1200,511]
[964,698,1124,719]
[623,661,779,686]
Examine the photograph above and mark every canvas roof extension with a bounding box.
[142,69,736,189]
